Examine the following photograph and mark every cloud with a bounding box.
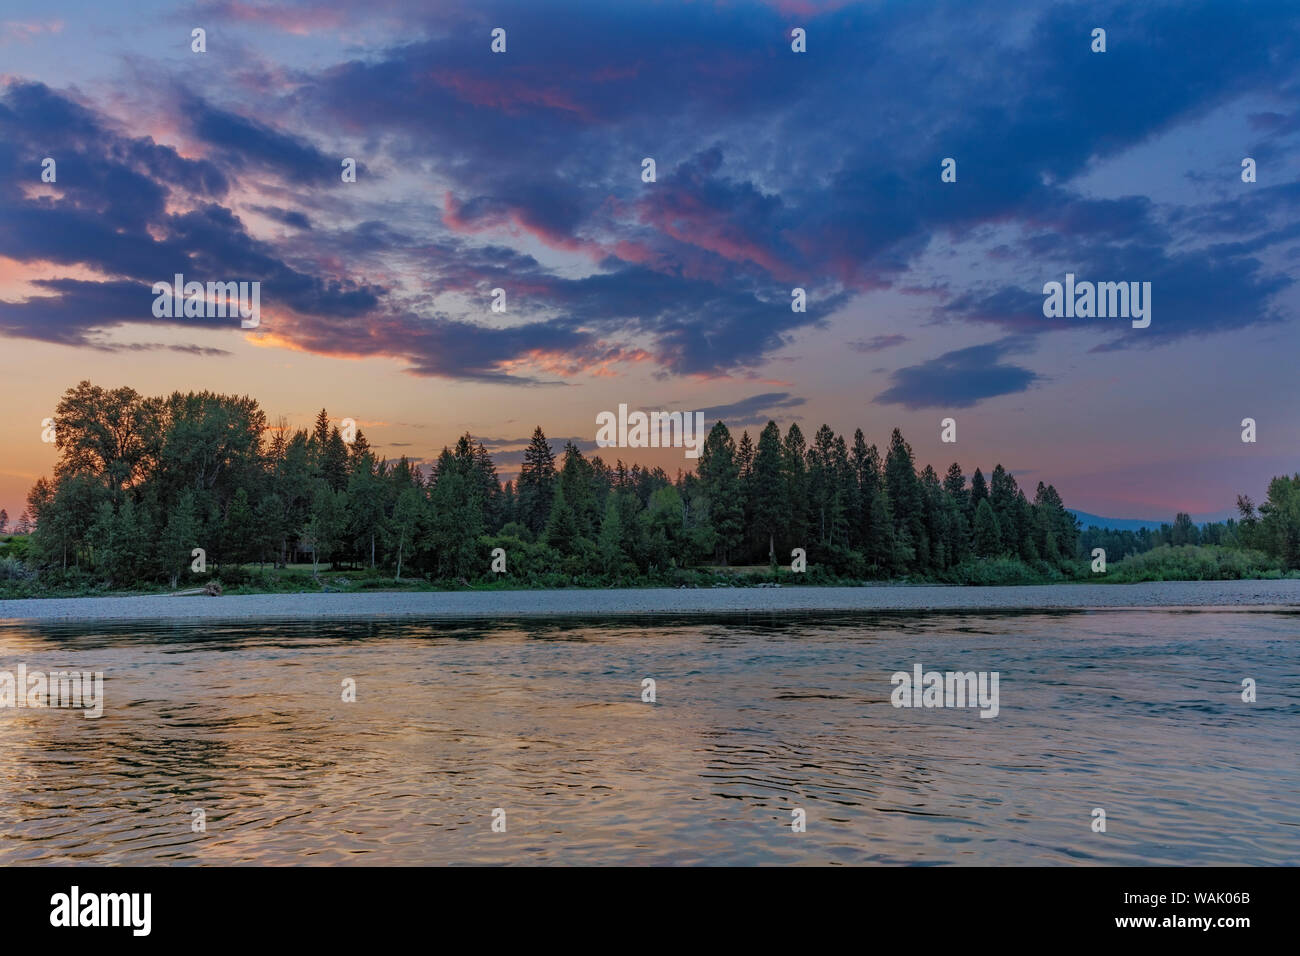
[874,337,1039,409]
[849,335,909,353]
[251,205,313,230]
[2,0,1298,384]
[0,19,63,45]
[179,92,356,185]
[0,82,382,348]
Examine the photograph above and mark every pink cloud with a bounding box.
[637,194,793,279]
[193,1,347,36]
[442,191,605,258]
[0,20,64,45]
[429,69,595,121]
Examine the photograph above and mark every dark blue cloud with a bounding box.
[0,82,382,346]
[251,205,313,229]
[875,337,1039,409]
[850,335,909,353]
[180,93,352,185]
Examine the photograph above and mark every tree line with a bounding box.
[1077,487,1300,571]
[14,380,1297,589]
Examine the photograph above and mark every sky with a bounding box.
[1,0,1297,525]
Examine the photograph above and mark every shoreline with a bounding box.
[2,579,1299,623]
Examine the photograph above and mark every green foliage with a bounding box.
[940,556,1046,586]
[972,499,1001,558]
[15,379,1291,596]
[1256,474,1300,570]
[0,555,30,581]
[517,426,556,534]
[749,422,785,564]
[1106,545,1284,582]
[1,534,32,561]
[159,489,199,588]
[698,421,743,563]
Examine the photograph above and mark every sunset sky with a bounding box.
[1,0,1297,525]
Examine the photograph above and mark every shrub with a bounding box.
[1106,545,1281,582]
[0,555,30,580]
[940,557,1043,586]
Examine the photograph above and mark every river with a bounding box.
[1,609,1296,865]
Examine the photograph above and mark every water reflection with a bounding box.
[0,610,1296,864]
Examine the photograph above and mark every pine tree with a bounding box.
[736,431,755,559]
[830,433,854,550]
[427,450,484,578]
[849,430,871,551]
[736,431,754,480]
[557,442,597,540]
[544,484,579,553]
[1046,484,1079,559]
[943,491,968,566]
[884,429,925,571]
[782,423,809,553]
[596,493,631,572]
[869,489,896,574]
[312,408,330,448]
[160,489,199,588]
[499,480,517,528]
[698,422,743,563]
[973,499,1001,558]
[751,422,786,564]
[324,427,350,492]
[969,468,988,520]
[943,463,967,510]
[989,465,1019,555]
[920,464,944,570]
[349,429,371,462]
[517,427,556,534]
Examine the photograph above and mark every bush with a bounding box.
[810,542,866,578]
[0,555,30,580]
[0,535,32,561]
[1106,544,1282,582]
[940,556,1043,586]
[216,565,252,587]
[477,534,563,584]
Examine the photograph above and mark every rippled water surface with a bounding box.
[1,610,1296,865]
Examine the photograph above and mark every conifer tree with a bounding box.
[517,427,557,534]
[972,499,1001,558]
[783,423,809,552]
[699,422,743,563]
[751,422,786,564]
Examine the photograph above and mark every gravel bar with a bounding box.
[2,579,1299,623]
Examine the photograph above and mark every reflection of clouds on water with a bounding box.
[0,612,1296,865]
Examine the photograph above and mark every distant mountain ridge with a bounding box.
[1068,509,1238,532]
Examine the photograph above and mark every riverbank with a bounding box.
[2,579,1299,622]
